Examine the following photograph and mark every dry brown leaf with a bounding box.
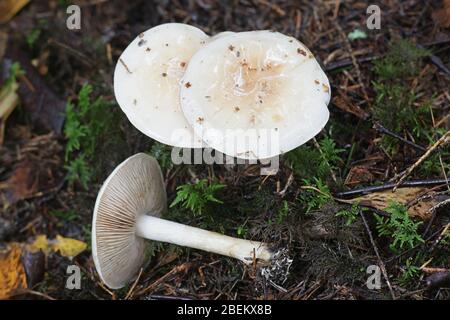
[344,165,374,186]
[0,244,27,300]
[0,0,30,24]
[433,0,450,28]
[332,93,369,120]
[0,159,39,205]
[346,187,443,220]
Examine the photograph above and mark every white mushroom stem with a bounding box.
[136,215,273,263]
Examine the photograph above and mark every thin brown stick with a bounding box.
[422,267,450,273]
[360,211,396,300]
[394,131,450,191]
[125,267,143,300]
[134,262,192,297]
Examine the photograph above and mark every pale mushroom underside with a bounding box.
[92,153,167,289]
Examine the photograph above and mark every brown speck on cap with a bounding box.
[138,33,144,38]
[138,39,147,47]
[146,47,151,52]
[308,54,314,59]
[205,95,211,99]
[314,79,320,85]
[133,99,137,105]
[297,48,307,56]
[289,39,293,43]
[322,84,330,93]
[185,82,192,88]
[162,72,167,77]
[249,115,256,125]
[165,43,169,47]
[228,45,235,51]
[197,117,204,124]
[234,106,240,112]
[180,62,186,67]
[236,51,241,57]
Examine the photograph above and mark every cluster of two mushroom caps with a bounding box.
[92,23,331,289]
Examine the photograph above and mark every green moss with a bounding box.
[64,83,123,189]
[373,39,430,80]
[284,137,344,182]
[148,142,173,171]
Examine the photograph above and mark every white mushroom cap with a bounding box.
[210,31,235,41]
[92,153,167,289]
[180,30,331,160]
[114,23,209,148]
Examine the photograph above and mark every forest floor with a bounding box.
[0,0,449,300]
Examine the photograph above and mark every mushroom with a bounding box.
[92,153,276,289]
[180,30,331,160]
[114,23,209,148]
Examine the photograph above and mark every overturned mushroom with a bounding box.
[92,153,284,289]
[180,30,331,160]
[114,23,209,148]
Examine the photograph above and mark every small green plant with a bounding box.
[2,62,24,90]
[64,154,92,190]
[64,83,116,189]
[375,201,424,252]
[276,200,290,224]
[399,257,421,286]
[236,224,248,238]
[26,29,41,49]
[50,210,78,222]
[285,136,344,181]
[170,179,226,216]
[336,203,360,226]
[298,178,332,213]
[149,142,173,171]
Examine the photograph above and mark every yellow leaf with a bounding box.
[52,235,87,258]
[0,244,27,300]
[0,0,30,24]
[27,235,50,254]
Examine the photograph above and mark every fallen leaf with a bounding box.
[0,0,30,24]
[433,0,450,28]
[28,234,87,258]
[52,235,87,258]
[345,187,446,220]
[21,250,45,287]
[27,235,50,254]
[344,165,374,186]
[332,92,369,120]
[0,159,39,205]
[0,244,27,300]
